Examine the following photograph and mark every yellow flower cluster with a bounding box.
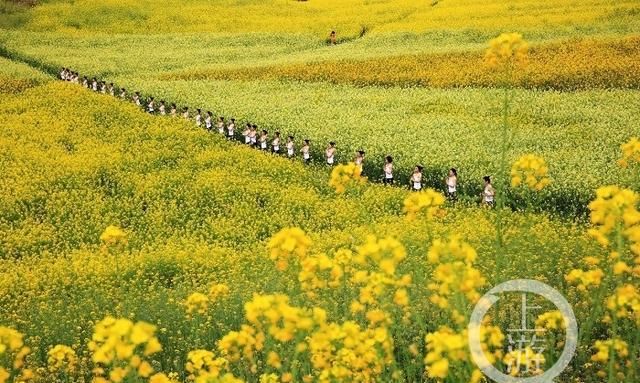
[535,310,568,331]
[218,325,263,363]
[209,283,230,301]
[99,225,127,246]
[266,227,312,271]
[591,338,629,363]
[484,32,529,69]
[185,292,210,315]
[47,344,77,373]
[565,268,605,291]
[606,284,640,325]
[587,186,639,252]
[503,346,545,377]
[427,236,485,319]
[185,349,229,381]
[309,321,393,383]
[424,325,502,381]
[350,236,412,318]
[618,137,640,168]
[511,154,550,191]
[402,189,445,221]
[328,162,365,194]
[0,326,32,383]
[244,294,324,343]
[88,316,162,382]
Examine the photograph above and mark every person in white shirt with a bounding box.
[195,109,202,127]
[100,81,106,94]
[159,100,166,116]
[482,176,495,207]
[91,78,98,91]
[227,118,235,139]
[259,129,269,150]
[82,76,89,88]
[286,136,295,157]
[272,131,281,154]
[383,155,394,185]
[133,92,141,107]
[243,123,251,144]
[119,87,127,99]
[325,142,336,166]
[302,139,311,164]
[60,67,67,80]
[354,150,365,171]
[147,97,155,113]
[249,125,258,147]
[170,103,177,117]
[445,168,458,201]
[205,111,213,131]
[182,107,190,120]
[108,83,115,96]
[411,165,423,191]
[217,117,225,135]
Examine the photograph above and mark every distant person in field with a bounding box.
[100,81,106,94]
[325,142,337,166]
[159,100,166,115]
[119,87,126,99]
[227,118,235,139]
[354,150,365,169]
[482,175,495,207]
[195,109,203,127]
[446,168,458,201]
[411,165,423,191]
[243,123,251,144]
[272,131,281,154]
[72,72,79,83]
[205,111,213,131]
[217,117,225,135]
[182,107,190,120]
[91,78,98,91]
[133,92,141,106]
[147,97,155,113]
[60,67,67,80]
[249,125,258,146]
[383,155,394,184]
[329,30,337,45]
[82,76,88,88]
[259,129,269,150]
[287,136,295,157]
[170,103,177,117]
[302,139,311,163]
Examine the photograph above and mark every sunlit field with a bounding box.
[1,1,639,383]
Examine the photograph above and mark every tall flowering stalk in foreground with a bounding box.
[484,32,528,280]
[565,186,640,381]
[424,236,504,382]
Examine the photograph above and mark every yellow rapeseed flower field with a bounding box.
[1,1,639,382]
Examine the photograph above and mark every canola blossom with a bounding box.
[1,3,640,382]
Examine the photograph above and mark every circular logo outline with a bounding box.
[468,279,578,383]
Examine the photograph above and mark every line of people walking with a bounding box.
[59,67,497,206]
